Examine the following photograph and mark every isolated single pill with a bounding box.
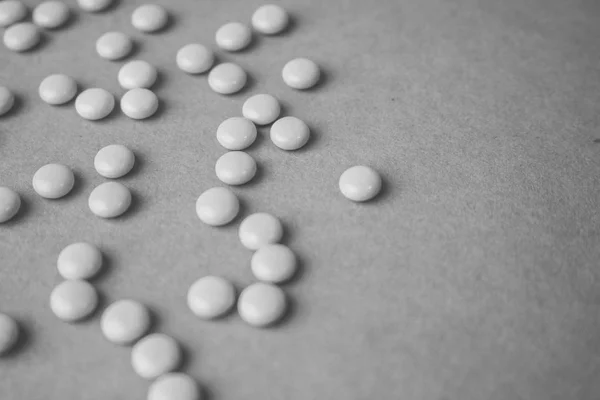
[96,31,133,60]
[94,144,135,178]
[32,163,74,199]
[215,151,257,186]
[101,299,151,345]
[3,22,40,52]
[0,187,20,223]
[238,212,283,250]
[118,60,157,89]
[131,333,181,379]
[242,94,280,125]
[148,373,201,400]
[39,74,77,105]
[88,182,132,218]
[216,117,257,150]
[75,88,115,120]
[208,63,247,95]
[251,4,289,35]
[50,280,98,322]
[270,116,310,150]
[0,313,19,355]
[339,165,382,202]
[0,86,15,116]
[251,244,297,284]
[0,0,27,28]
[32,1,70,29]
[131,4,168,33]
[176,43,214,74]
[187,276,236,319]
[195,187,239,226]
[238,282,286,327]
[215,22,251,52]
[282,58,320,90]
[77,0,113,12]
[57,242,103,280]
[121,88,159,119]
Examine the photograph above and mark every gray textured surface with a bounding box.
[1,0,600,399]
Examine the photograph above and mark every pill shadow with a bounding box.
[68,171,86,198]
[121,151,144,180]
[91,249,114,283]
[151,70,167,92]
[281,250,306,286]
[270,294,297,328]
[1,94,23,118]
[1,318,32,358]
[362,174,393,206]
[303,66,331,92]
[122,189,144,219]
[200,384,216,400]
[234,34,261,54]
[294,123,321,153]
[177,340,194,371]
[593,138,600,143]
[229,73,256,97]
[245,128,267,152]
[145,98,167,121]
[277,13,298,37]
[244,161,266,188]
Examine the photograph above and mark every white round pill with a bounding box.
[187,276,236,319]
[57,242,102,280]
[148,373,201,400]
[215,22,251,52]
[251,4,289,35]
[101,299,151,345]
[0,313,19,355]
[195,187,239,226]
[50,280,98,322]
[0,187,20,223]
[121,88,159,119]
[215,151,257,186]
[88,182,132,218]
[32,163,74,199]
[3,22,40,52]
[96,31,133,60]
[0,86,15,116]
[251,244,297,284]
[131,333,181,379]
[131,4,168,33]
[270,116,310,150]
[33,1,70,29]
[216,117,257,150]
[238,283,286,327]
[242,94,280,125]
[39,74,77,105]
[94,144,135,178]
[118,60,157,90]
[176,43,214,74]
[75,88,115,120]
[238,212,283,250]
[208,63,247,95]
[0,0,27,28]
[77,0,113,12]
[339,165,382,202]
[282,58,320,90]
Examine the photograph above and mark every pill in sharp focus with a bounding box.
[215,151,257,186]
[242,94,280,125]
[88,182,132,218]
[94,144,135,179]
[32,163,75,199]
[238,282,287,327]
[187,276,236,320]
[251,244,297,284]
[50,280,99,322]
[195,187,239,226]
[120,88,159,119]
[270,116,310,150]
[208,63,247,95]
[118,60,157,89]
[39,74,77,105]
[216,117,257,151]
[131,4,168,33]
[176,43,214,74]
[282,58,320,90]
[75,88,115,120]
[339,165,382,202]
[238,212,283,250]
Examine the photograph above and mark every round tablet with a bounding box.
[0,187,20,223]
[131,333,181,379]
[3,22,40,52]
[94,144,135,178]
[0,313,19,355]
[88,182,132,218]
[215,22,251,52]
[0,0,27,28]
[75,88,115,120]
[238,212,283,250]
[242,94,280,125]
[50,280,98,322]
[215,151,256,186]
[101,299,151,345]
[77,0,113,12]
[0,86,15,116]
[216,117,257,150]
[176,43,214,74]
[282,58,320,90]
[118,60,157,89]
[187,276,236,319]
[208,63,247,95]
[32,163,74,199]
[339,165,382,202]
[33,1,70,29]
[38,74,77,105]
[270,116,310,150]
[238,283,286,327]
[131,4,168,33]
[96,31,133,60]
[251,244,297,283]
[251,4,289,35]
[195,187,239,226]
[121,88,158,119]
[57,242,102,280]
[148,373,201,400]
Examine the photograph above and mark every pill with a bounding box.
[0,86,15,116]
[215,151,256,186]
[118,60,157,89]
[88,182,132,218]
[121,88,159,119]
[242,94,280,125]
[148,373,201,400]
[57,242,102,280]
[195,187,239,226]
[215,22,251,52]
[96,31,133,60]
[75,88,115,120]
[339,165,382,202]
[216,117,257,150]
[251,244,297,284]
[77,0,113,12]
[33,1,70,29]
[238,212,283,250]
[131,333,181,379]
[94,144,135,178]
[3,22,40,52]
[238,282,286,327]
[38,74,77,105]
[50,280,98,322]
[251,4,288,35]
[131,4,168,33]
[282,58,320,90]
[101,299,151,345]
[0,0,26,28]
[176,43,214,74]
[32,163,74,199]
[187,276,236,319]
[270,116,310,150]
[0,314,19,355]
[0,187,20,223]
[208,63,246,95]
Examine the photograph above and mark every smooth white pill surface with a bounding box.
[238,212,283,250]
[33,1,70,29]
[242,94,280,125]
[0,0,27,28]
[121,88,159,119]
[96,31,133,60]
[131,333,181,379]
[187,276,236,319]
[39,74,77,105]
[0,187,20,223]
[75,88,115,120]
[148,373,201,400]
[101,299,151,345]
[50,280,98,322]
[57,242,102,280]
[251,244,297,284]
[215,151,256,186]
[252,4,288,35]
[270,116,310,150]
[238,283,286,327]
[0,313,19,355]
[216,117,257,150]
[118,60,157,89]
[3,22,40,52]
[88,182,132,218]
[94,144,135,179]
[215,22,251,52]
[0,86,15,116]
[208,63,247,95]
[77,0,113,12]
[195,187,239,226]
[282,58,320,90]
[339,165,382,202]
[176,43,214,74]
[32,163,74,199]
[132,4,168,33]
